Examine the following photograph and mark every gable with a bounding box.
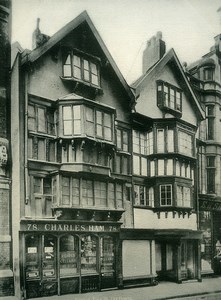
[134,49,204,125]
[21,11,134,106]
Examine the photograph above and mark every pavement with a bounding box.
[2,276,221,300]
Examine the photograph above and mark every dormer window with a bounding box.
[63,52,100,87]
[157,80,182,115]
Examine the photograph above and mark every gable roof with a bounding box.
[131,48,205,120]
[20,10,134,103]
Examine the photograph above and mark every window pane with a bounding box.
[158,159,164,176]
[134,185,139,205]
[117,129,122,149]
[82,180,93,206]
[62,177,70,205]
[43,178,52,194]
[45,196,52,217]
[150,160,155,177]
[170,88,175,109]
[157,129,164,153]
[167,130,174,152]
[64,121,72,135]
[72,178,80,206]
[133,130,140,153]
[63,106,72,120]
[38,139,45,160]
[141,157,147,176]
[95,181,107,207]
[73,55,81,67]
[63,65,71,77]
[116,184,123,208]
[91,74,99,85]
[48,141,55,162]
[167,159,173,175]
[81,235,97,274]
[37,107,46,132]
[123,131,129,152]
[133,155,140,175]
[28,105,36,131]
[108,183,115,208]
[34,177,42,193]
[86,107,94,136]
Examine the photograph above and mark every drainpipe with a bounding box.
[24,71,29,205]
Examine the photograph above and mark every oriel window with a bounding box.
[63,52,100,87]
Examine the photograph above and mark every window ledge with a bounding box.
[60,76,103,94]
[134,205,153,210]
[28,131,56,138]
[158,105,182,118]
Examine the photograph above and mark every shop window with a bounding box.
[178,130,193,157]
[100,236,115,276]
[206,156,215,193]
[31,177,52,217]
[206,105,215,140]
[43,235,56,279]
[177,186,191,207]
[25,235,40,280]
[157,81,182,113]
[116,128,129,152]
[160,184,172,206]
[63,53,100,87]
[81,235,97,274]
[28,104,55,135]
[60,235,78,277]
[134,185,154,207]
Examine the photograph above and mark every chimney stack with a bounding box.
[142,31,166,74]
[32,18,50,49]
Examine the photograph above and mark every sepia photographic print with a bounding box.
[1,0,221,299]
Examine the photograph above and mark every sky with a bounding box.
[12,0,221,84]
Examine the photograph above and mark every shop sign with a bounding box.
[21,222,120,232]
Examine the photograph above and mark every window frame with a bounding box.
[62,51,100,87]
[157,80,182,114]
[206,156,216,194]
[160,184,172,206]
[206,105,215,140]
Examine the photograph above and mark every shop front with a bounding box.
[20,220,120,299]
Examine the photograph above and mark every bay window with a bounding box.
[60,177,124,209]
[133,130,148,176]
[63,52,100,87]
[62,104,113,141]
